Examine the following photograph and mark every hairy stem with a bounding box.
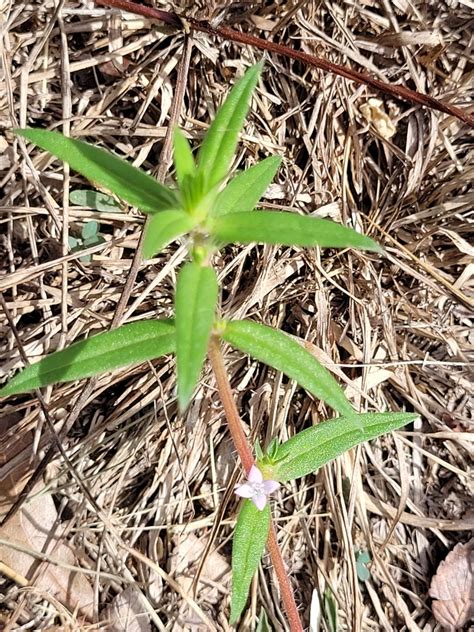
[208,336,303,631]
[267,523,303,632]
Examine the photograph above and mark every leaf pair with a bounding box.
[15,61,380,267]
[230,410,418,622]
[68,220,105,262]
[0,313,356,420]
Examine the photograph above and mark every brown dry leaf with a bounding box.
[104,586,152,632]
[0,485,94,620]
[169,533,230,628]
[429,539,474,629]
[169,533,230,604]
[375,30,443,48]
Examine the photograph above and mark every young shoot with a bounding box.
[1,62,418,629]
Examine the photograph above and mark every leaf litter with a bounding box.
[429,539,474,630]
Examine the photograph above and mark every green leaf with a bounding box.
[142,210,197,259]
[197,62,263,191]
[230,499,270,624]
[256,607,272,632]
[221,320,355,418]
[16,129,178,214]
[212,156,281,217]
[175,262,218,409]
[271,412,418,481]
[356,550,371,582]
[254,441,264,461]
[81,220,99,240]
[173,127,196,187]
[0,320,175,397]
[69,189,120,211]
[323,588,338,632]
[212,211,381,251]
[68,236,79,249]
[82,235,105,248]
[266,437,279,461]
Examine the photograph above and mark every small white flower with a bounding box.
[234,465,280,511]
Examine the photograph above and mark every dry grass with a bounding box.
[0,1,473,630]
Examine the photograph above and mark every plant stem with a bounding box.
[208,336,254,473]
[267,523,303,632]
[208,336,304,631]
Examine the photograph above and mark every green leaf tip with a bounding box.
[221,319,355,417]
[0,320,176,397]
[172,127,196,187]
[212,211,381,252]
[212,155,282,218]
[197,61,263,192]
[272,411,418,481]
[230,499,270,623]
[14,128,178,214]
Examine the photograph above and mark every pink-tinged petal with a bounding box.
[235,483,254,498]
[262,480,280,494]
[253,492,267,511]
[247,465,263,484]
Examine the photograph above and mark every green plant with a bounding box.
[67,217,106,262]
[67,189,120,259]
[1,62,417,629]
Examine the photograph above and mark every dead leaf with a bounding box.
[0,485,94,620]
[360,98,396,139]
[169,533,230,632]
[104,586,151,632]
[429,539,474,629]
[250,15,277,31]
[169,533,230,628]
[147,531,163,603]
[169,533,230,604]
[375,30,443,48]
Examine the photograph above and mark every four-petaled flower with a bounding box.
[234,465,280,510]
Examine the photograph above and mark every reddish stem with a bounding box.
[267,523,303,632]
[208,337,255,474]
[208,336,303,631]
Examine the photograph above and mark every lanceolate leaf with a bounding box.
[16,129,178,214]
[0,320,176,397]
[142,209,197,259]
[271,412,418,481]
[212,156,282,217]
[175,262,218,410]
[230,500,270,624]
[173,127,196,187]
[222,320,355,418]
[197,62,262,191]
[212,211,381,251]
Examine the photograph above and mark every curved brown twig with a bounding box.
[95,0,474,127]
